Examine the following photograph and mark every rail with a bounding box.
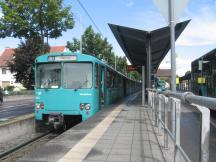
[147,89,210,162]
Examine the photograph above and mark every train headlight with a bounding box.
[80,103,85,110]
[85,104,91,110]
[80,103,91,110]
[35,102,44,109]
[35,103,40,109]
[40,103,44,109]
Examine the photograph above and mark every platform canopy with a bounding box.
[109,20,190,73]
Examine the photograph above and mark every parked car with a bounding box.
[156,80,167,91]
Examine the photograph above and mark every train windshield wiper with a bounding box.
[43,79,51,89]
[74,79,88,91]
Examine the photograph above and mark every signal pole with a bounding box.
[169,0,176,92]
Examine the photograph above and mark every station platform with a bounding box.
[18,93,168,162]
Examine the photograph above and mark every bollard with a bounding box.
[164,96,169,149]
[155,93,159,127]
[148,91,151,107]
[174,98,181,162]
[158,94,162,135]
[168,97,172,135]
[192,105,210,162]
[171,98,176,137]
[152,93,155,122]
[170,97,179,138]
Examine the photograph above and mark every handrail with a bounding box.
[158,90,216,111]
[147,89,210,162]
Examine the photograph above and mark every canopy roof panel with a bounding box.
[109,20,190,73]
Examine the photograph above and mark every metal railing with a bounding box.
[147,89,210,162]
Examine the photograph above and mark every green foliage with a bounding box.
[9,37,50,89]
[116,56,127,74]
[6,90,34,96]
[0,0,74,41]
[0,0,75,89]
[129,71,142,81]
[5,85,14,91]
[67,26,112,58]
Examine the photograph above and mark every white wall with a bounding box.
[0,67,23,88]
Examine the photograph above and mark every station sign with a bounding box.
[198,77,206,84]
[176,77,180,84]
[126,65,138,72]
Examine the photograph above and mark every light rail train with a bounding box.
[34,52,140,128]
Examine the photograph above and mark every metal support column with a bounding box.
[142,66,145,106]
[169,0,176,92]
[147,32,152,88]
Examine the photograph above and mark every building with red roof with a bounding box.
[0,46,67,88]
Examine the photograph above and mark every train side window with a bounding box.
[107,70,111,88]
[107,70,114,88]
[95,63,98,88]
[111,73,116,88]
[115,75,119,88]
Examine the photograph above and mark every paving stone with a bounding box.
[112,144,132,150]
[109,148,131,155]
[106,154,130,162]
[130,156,155,162]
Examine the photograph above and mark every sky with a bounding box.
[1,0,216,76]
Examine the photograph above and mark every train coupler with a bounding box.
[48,113,64,129]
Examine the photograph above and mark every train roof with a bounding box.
[36,52,140,83]
[36,52,101,63]
[192,48,216,65]
[179,72,191,81]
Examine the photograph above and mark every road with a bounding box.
[0,99,34,121]
[180,103,216,162]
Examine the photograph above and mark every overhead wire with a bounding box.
[73,14,87,28]
[62,1,87,29]
[76,0,103,37]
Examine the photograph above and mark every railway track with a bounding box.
[0,128,64,162]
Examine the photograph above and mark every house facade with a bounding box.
[0,46,68,89]
[156,69,171,83]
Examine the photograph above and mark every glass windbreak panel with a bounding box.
[37,63,61,89]
[63,63,92,89]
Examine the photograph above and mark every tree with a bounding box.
[67,26,113,61]
[67,26,119,68]
[116,56,127,74]
[0,0,75,89]
[0,0,74,43]
[129,71,141,81]
[9,37,49,89]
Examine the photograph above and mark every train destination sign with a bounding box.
[48,55,77,62]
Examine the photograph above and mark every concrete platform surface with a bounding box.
[18,93,166,162]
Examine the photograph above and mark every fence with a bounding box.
[147,89,210,162]
[3,90,34,96]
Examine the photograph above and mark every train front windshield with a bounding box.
[37,63,92,89]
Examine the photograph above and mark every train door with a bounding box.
[98,65,105,109]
